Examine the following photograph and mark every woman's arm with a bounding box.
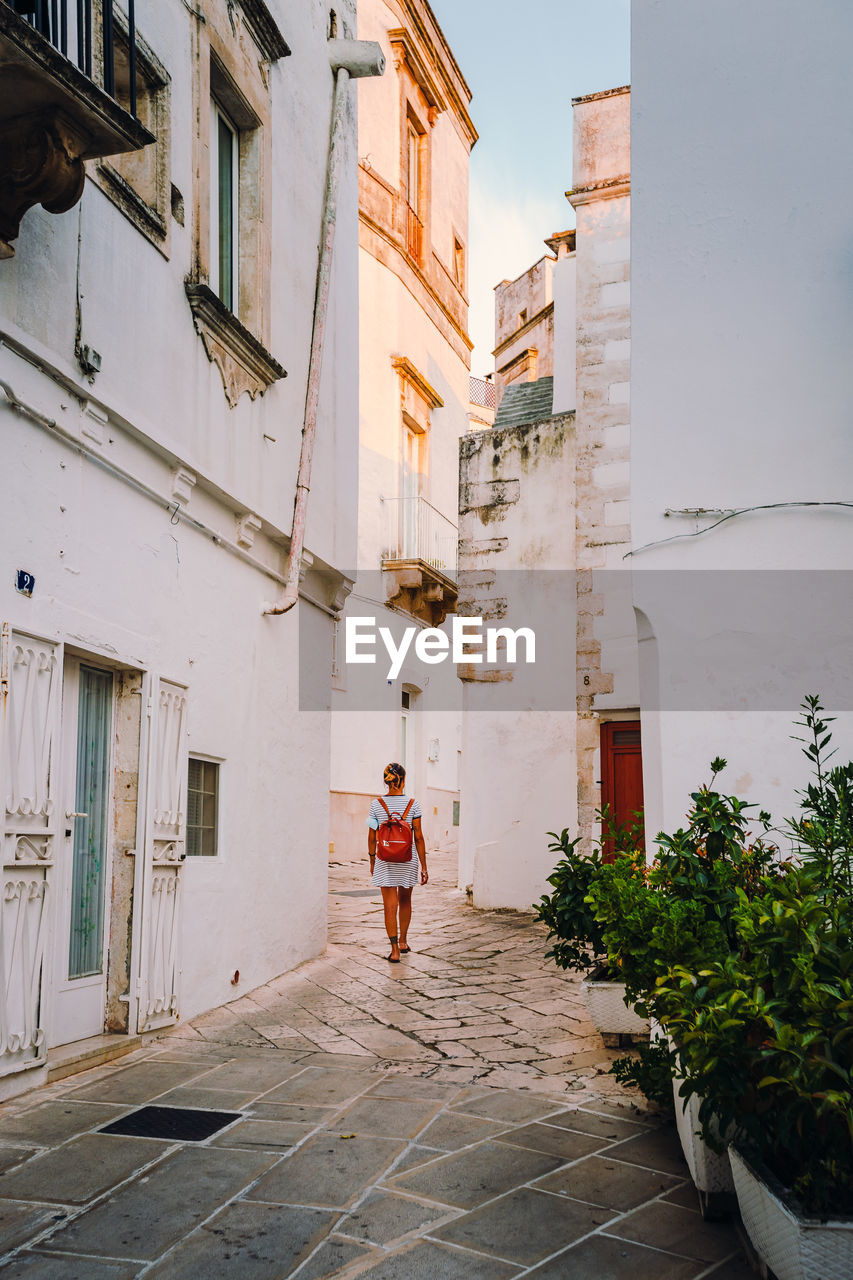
[412,816,428,884]
[368,826,376,875]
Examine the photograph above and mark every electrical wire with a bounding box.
[625,500,853,558]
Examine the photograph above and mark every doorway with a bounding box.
[600,720,644,860]
[52,657,115,1046]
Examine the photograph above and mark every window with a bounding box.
[210,100,239,312]
[518,308,528,327]
[97,23,170,249]
[187,757,219,856]
[405,114,425,261]
[453,237,465,289]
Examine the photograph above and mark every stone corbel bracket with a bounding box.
[236,512,262,549]
[185,282,286,408]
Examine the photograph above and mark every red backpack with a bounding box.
[375,798,415,862]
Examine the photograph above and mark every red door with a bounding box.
[600,721,644,861]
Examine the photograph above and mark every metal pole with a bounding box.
[262,66,350,616]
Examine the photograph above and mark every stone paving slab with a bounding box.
[0,848,754,1278]
[0,1254,142,1279]
[0,1102,128,1147]
[431,1185,618,1265]
[386,1140,567,1209]
[143,1201,337,1279]
[341,1239,522,1280]
[525,1234,701,1279]
[64,1060,214,1104]
[416,1110,509,1150]
[0,1205,60,1256]
[328,1096,443,1140]
[46,1146,277,1261]
[336,1189,454,1246]
[0,1134,168,1205]
[292,1237,377,1280]
[604,1200,742,1264]
[535,1151,683,1210]
[246,1134,406,1210]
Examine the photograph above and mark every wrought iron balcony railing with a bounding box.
[383,495,458,583]
[405,202,423,263]
[4,0,138,113]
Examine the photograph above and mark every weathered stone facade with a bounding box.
[569,86,636,849]
[457,86,636,907]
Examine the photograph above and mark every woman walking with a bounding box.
[367,762,428,962]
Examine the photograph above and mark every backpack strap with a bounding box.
[400,799,415,822]
[377,798,392,819]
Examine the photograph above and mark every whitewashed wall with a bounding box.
[0,0,360,1049]
[631,0,853,840]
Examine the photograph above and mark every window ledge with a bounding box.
[98,163,168,249]
[185,282,286,407]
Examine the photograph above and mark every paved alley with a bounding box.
[0,850,753,1277]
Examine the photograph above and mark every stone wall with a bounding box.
[569,86,638,849]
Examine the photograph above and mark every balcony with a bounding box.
[0,0,154,256]
[382,495,458,626]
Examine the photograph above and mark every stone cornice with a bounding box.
[185,282,286,408]
[567,176,630,208]
[493,302,554,358]
[392,355,444,408]
[360,212,473,362]
[389,28,446,114]
[396,0,477,147]
[237,0,290,62]
[545,228,576,256]
[572,84,630,106]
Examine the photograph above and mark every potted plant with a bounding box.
[654,699,853,1274]
[657,874,853,1276]
[586,760,777,1211]
[535,820,649,1040]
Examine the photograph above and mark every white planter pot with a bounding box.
[730,1146,853,1280]
[581,971,649,1036]
[672,1077,735,1197]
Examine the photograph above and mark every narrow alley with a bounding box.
[0,851,752,1277]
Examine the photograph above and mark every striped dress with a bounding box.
[368,794,422,888]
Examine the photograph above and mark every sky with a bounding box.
[428,0,630,375]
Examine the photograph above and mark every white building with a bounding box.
[329,0,476,860]
[631,2,853,839]
[458,87,637,909]
[0,0,366,1095]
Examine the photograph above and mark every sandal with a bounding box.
[399,944,411,954]
[386,935,401,964]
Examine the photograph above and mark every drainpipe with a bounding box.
[263,37,385,616]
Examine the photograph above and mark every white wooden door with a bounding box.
[51,657,115,1046]
[137,677,188,1032]
[0,625,62,1075]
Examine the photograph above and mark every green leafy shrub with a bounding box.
[656,868,853,1215]
[586,762,777,1013]
[535,811,645,975]
[535,830,607,974]
[653,698,853,1216]
[611,1038,678,1111]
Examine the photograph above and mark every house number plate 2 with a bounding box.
[15,570,35,597]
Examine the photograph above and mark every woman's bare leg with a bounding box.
[398,887,413,950]
[381,887,400,960]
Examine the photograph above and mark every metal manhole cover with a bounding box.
[100,1105,240,1142]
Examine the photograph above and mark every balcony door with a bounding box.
[401,425,425,558]
[52,658,115,1045]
